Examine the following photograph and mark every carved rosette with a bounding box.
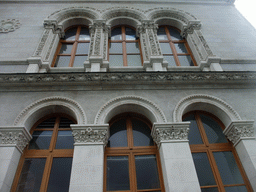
[0,127,32,153]
[223,121,255,146]
[71,124,109,147]
[0,19,21,33]
[151,122,190,148]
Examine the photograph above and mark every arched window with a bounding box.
[12,114,76,192]
[108,26,142,67]
[52,26,90,67]
[104,114,164,192]
[157,26,196,67]
[183,111,252,192]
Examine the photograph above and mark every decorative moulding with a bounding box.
[0,127,32,153]
[71,124,109,147]
[0,19,21,33]
[151,122,190,148]
[223,120,255,146]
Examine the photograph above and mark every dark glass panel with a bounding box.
[64,27,77,40]
[54,56,70,67]
[126,42,140,53]
[125,27,136,40]
[108,119,127,147]
[132,119,154,146]
[157,27,168,40]
[109,55,123,67]
[199,114,228,144]
[109,43,123,53]
[225,186,247,192]
[201,188,219,192]
[79,27,90,40]
[160,43,172,54]
[59,44,73,54]
[135,155,160,190]
[213,152,244,185]
[55,131,74,149]
[111,27,122,40]
[174,43,188,53]
[29,131,52,149]
[192,153,216,186]
[47,158,73,192]
[16,158,46,192]
[73,56,87,67]
[168,27,183,40]
[164,56,176,67]
[76,43,90,54]
[183,114,203,144]
[178,55,194,66]
[36,118,56,129]
[127,55,142,66]
[58,117,74,128]
[107,156,130,191]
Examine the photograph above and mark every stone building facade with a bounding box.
[0,0,256,192]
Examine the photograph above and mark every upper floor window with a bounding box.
[52,26,90,67]
[158,26,196,67]
[108,26,142,67]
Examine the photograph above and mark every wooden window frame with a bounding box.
[183,111,252,192]
[52,25,90,67]
[11,114,76,192]
[104,114,165,192]
[108,26,143,67]
[158,26,197,66]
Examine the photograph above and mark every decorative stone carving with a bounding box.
[181,22,201,38]
[0,19,21,33]
[0,127,32,153]
[152,122,190,147]
[33,29,50,57]
[71,124,109,147]
[197,31,214,56]
[223,121,255,146]
[45,34,57,61]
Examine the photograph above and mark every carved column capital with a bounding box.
[151,122,190,148]
[137,20,158,35]
[223,120,255,146]
[89,20,110,34]
[0,127,32,153]
[71,124,109,147]
[181,21,201,38]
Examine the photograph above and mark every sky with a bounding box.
[235,0,256,29]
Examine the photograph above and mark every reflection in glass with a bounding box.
[47,158,73,192]
[132,119,153,146]
[125,27,136,40]
[64,28,77,40]
[29,131,53,149]
[109,55,123,67]
[59,44,73,54]
[135,155,160,190]
[108,119,127,147]
[201,188,219,192]
[157,27,168,40]
[164,56,176,67]
[183,114,203,144]
[225,186,247,192]
[79,27,90,40]
[109,43,122,54]
[16,158,46,192]
[168,27,183,40]
[36,118,56,129]
[111,27,122,40]
[178,55,194,66]
[58,117,74,128]
[73,56,87,67]
[76,43,90,54]
[160,43,172,54]
[127,55,141,66]
[54,56,70,67]
[174,43,187,53]
[126,42,140,53]
[55,131,74,149]
[107,156,130,191]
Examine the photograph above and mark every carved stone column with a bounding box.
[137,20,167,71]
[0,127,32,192]
[152,122,201,192]
[69,124,109,192]
[84,20,110,72]
[224,120,256,191]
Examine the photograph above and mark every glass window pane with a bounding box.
[107,156,130,191]
[127,55,142,66]
[164,56,176,67]
[157,27,168,40]
[183,114,203,144]
[79,27,90,40]
[201,188,219,192]
[199,114,228,144]
[126,42,140,53]
[109,55,123,67]
[76,43,89,54]
[108,119,127,147]
[55,131,74,149]
[73,56,87,67]
[125,27,136,40]
[135,155,160,190]
[29,131,53,149]
[174,43,188,53]
[16,158,46,192]
[36,118,56,129]
[178,55,194,66]
[58,117,74,128]
[54,56,70,67]
[160,43,172,54]
[213,152,244,185]
[111,27,122,40]
[64,27,77,40]
[109,43,122,53]
[132,119,154,146]
[59,44,73,54]
[47,158,73,192]
[225,186,247,192]
[168,27,183,40]
[192,153,216,186]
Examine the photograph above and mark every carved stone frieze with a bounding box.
[71,124,109,146]
[152,122,190,147]
[223,121,255,146]
[0,127,32,153]
[0,19,21,33]
[34,29,50,57]
[45,34,57,61]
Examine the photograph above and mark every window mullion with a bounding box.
[195,112,210,146]
[39,154,53,192]
[130,153,137,192]
[48,116,60,152]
